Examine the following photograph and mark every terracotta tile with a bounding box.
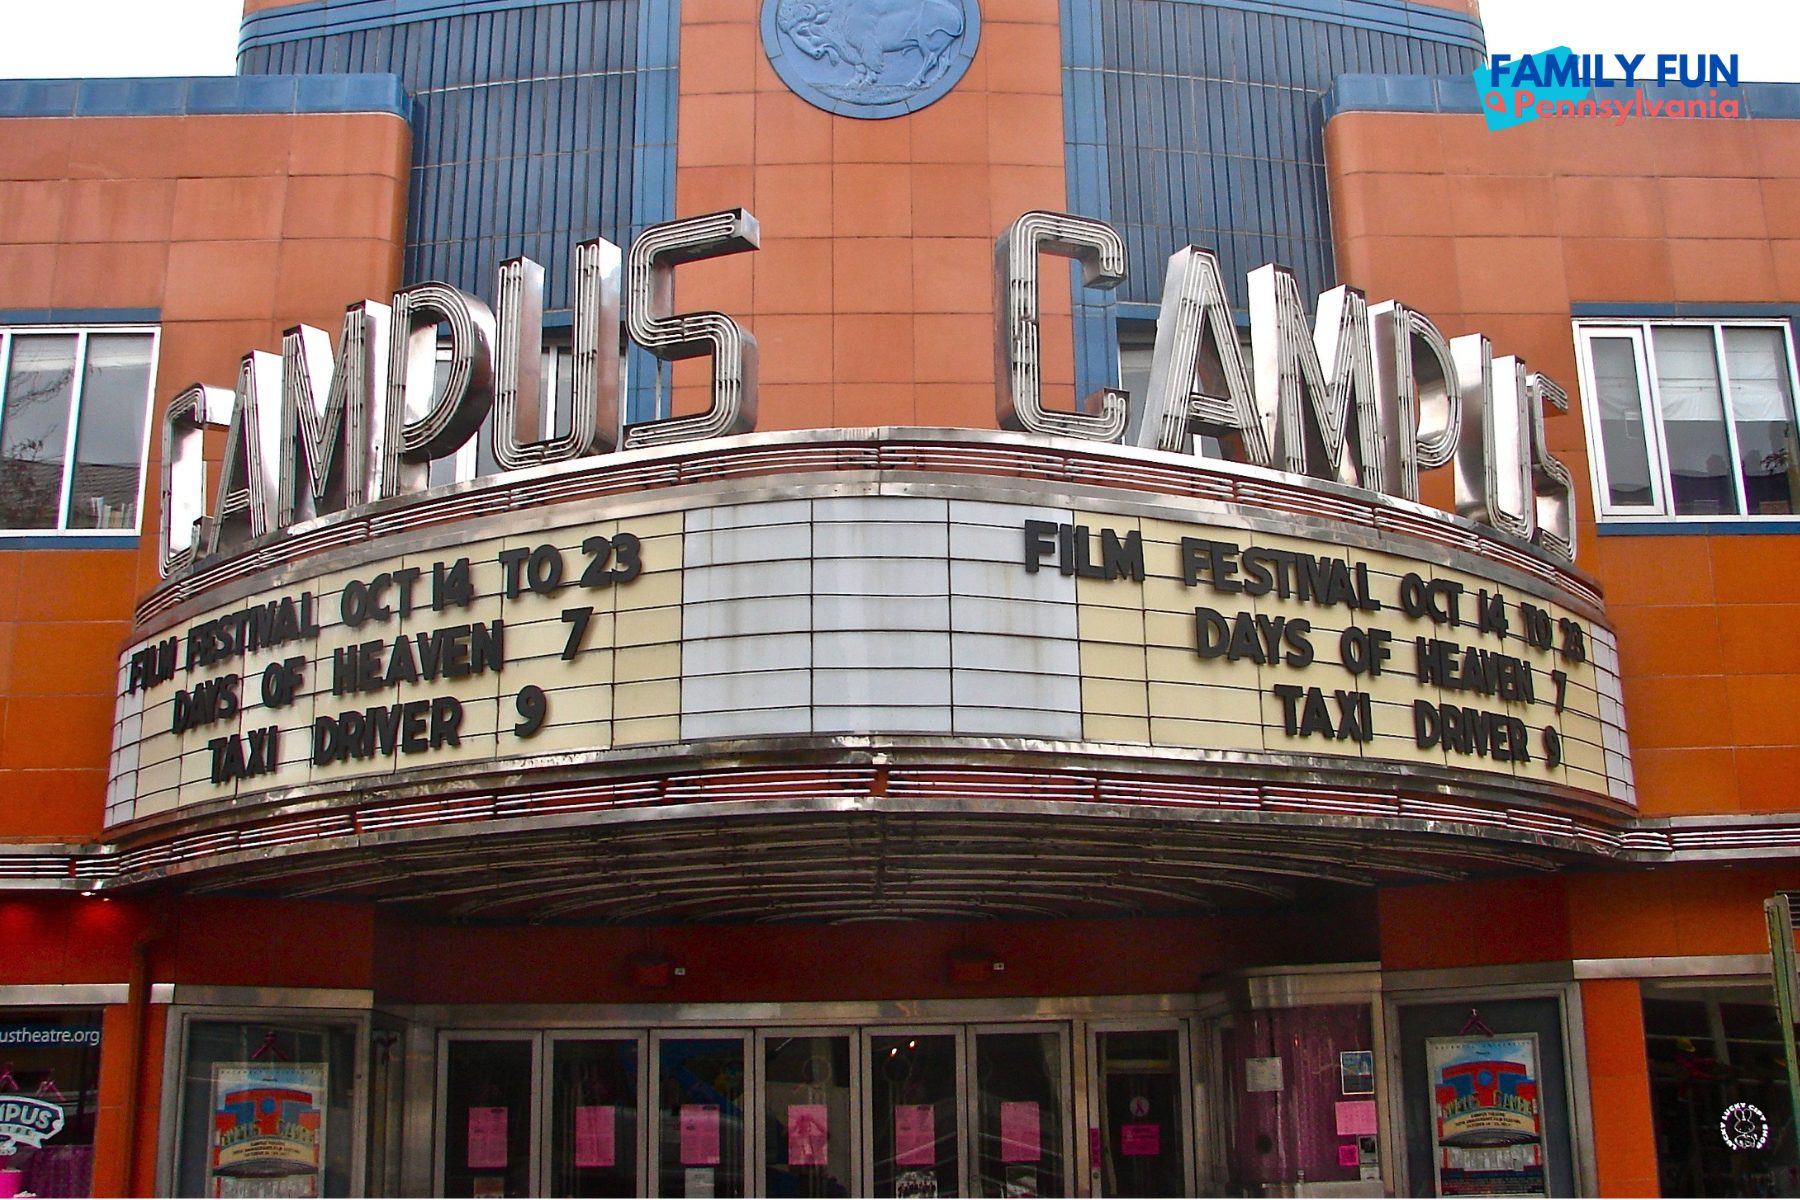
[1658,176,1767,239]
[754,236,833,314]
[1633,745,1738,813]
[982,24,1062,94]
[1713,536,1800,604]
[677,164,757,217]
[52,242,168,310]
[63,117,177,180]
[678,94,757,167]
[833,113,911,164]
[1752,119,1800,178]
[171,175,286,242]
[180,114,293,180]
[289,113,408,178]
[0,120,74,181]
[911,163,991,237]
[682,0,758,23]
[1764,181,1800,238]
[1551,176,1665,239]
[1450,237,1567,313]
[749,314,832,383]
[1562,237,1674,304]
[1335,235,1463,317]
[916,381,992,429]
[754,93,833,164]
[908,91,989,164]
[164,239,279,322]
[274,240,397,328]
[1723,674,1800,747]
[833,314,914,382]
[1594,535,1712,606]
[10,622,129,696]
[1621,673,1732,749]
[0,243,59,308]
[979,0,1059,23]
[282,174,406,240]
[1669,237,1778,302]
[1735,746,1800,811]
[833,381,914,427]
[833,162,910,237]
[1435,111,1549,176]
[1037,312,1075,390]
[149,320,273,398]
[1716,604,1800,676]
[60,178,175,244]
[0,694,112,770]
[1325,113,1448,178]
[913,237,990,314]
[753,164,832,238]
[676,251,755,318]
[1447,173,1557,238]
[1611,604,1721,678]
[986,165,1064,229]
[1650,118,1760,177]
[756,382,832,431]
[986,94,1063,166]
[0,180,69,243]
[681,23,759,94]
[1771,240,1800,300]
[0,768,105,838]
[914,312,994,384]
[831,237,912,312]
[1330,172,1457,239]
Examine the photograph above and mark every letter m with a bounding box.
[278,301,391,525]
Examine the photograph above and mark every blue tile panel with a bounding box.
[0,74,409,118]
[240,0,679,424]
[1325,74,1800,119]
[1061,0,1483,399]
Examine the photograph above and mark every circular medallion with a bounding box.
[760,0,981,119]
[1720,1102,1770,1151]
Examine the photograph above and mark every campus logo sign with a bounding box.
[1476,47,1742,130]
[0,1094,65,1155]
[762,0,980,118]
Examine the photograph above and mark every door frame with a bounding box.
[432,1028,542,1197]
[1084,1018,1197,1198]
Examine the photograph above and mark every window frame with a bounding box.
[1573,317,1800,523]
[0,323,160,537]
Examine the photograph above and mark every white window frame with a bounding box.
[0,324,160,536]
[1573,318,1800,523]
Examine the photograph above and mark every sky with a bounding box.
[0,0,1796,81]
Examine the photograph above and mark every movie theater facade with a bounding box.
[4,0,1800,1195]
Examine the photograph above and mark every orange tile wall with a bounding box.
[0,110,410,844]
[1326,110,1800,822]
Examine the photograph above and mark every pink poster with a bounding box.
[1334,1099,1378,1137]
[787,1104,829,1166]
[680,1104,721,1166]
[575,1105,616,1169]
[1338,1144,1361,1168]
[895,1103,936,1166]
[468,1107,508,1169]
[1120,1123,1160,1157]
[999,1101,1041,1163]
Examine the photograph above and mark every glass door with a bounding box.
[651,1031,749,1197]
[1089,1025,1191,1198]
[758,1030,858,1197]
[867,1030,965,1197]
[546,1034,647,1197]
[971,1026,1070,1199]
[438,1034,540,1198]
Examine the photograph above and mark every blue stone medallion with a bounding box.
[760,0,981,119]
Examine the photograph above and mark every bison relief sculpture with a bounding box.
[765,0,978,112]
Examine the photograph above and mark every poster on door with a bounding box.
[207,1063,327,1198]
[1425,1034,1547,1197]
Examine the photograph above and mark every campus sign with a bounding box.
[156,209,1578,580]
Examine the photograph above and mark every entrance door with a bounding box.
[1088,1025,1192,1198]
[437,1033,539,1198]
[651,1031,750,1197]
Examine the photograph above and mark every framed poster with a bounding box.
[1425,1035,1547,1198]
[208,1063,328,1198]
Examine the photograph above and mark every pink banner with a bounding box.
[787,1104,829,1166]
[895,1104,936,1166]
[1120,1123,1160,1157]
[680,1104,722,1166]
[1335,1099,1378,1137]
[468,1107,508,1169]
[575,1105,616,1169]
[1000,1101,1041,1163]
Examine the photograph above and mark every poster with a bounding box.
[1245,1057,1284,1092]
[787,1104,829,1166]
[1120,1124,1160,1157]
[895,1104,935,1166]
[680,1104,721,1166]
[574,1105,615,1169]
[207,1063,327,1199]
[1335,1099,1378,1136]
[1426,1034,1548,1198]
[999,1101,1041,1163]
[467,1107,508,1170]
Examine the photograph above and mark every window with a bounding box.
[1574,320,1800,521]
[0,326,158,533]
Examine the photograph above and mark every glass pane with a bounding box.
[0,1009,103,1198]
[0,334,77,528]
[1724,327,1800,515]
[66,333,153,529]
[870,1033,960,1198]
[443,1039,534,1198]
[974,1031,1064,1198]
[657,1037,746,1198]
[1095,1030,1185,1198]
[551,1039,639,1198]
[763,1035,853,1197]
[1588,335,1655,508]
[1652,326,1740,515]
[174,1020,358,1198]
